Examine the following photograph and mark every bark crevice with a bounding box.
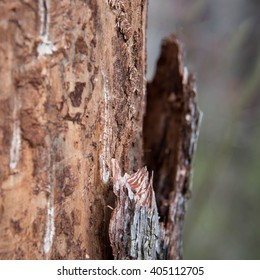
[109,34,202,260]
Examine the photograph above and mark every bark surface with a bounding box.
[0,0,147,259]
[109,35,201,260]
[0,1,201,260]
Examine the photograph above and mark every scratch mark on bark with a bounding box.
[99,66,112,184]
[43,193,55,254]
[43,136,56,255]
[37,0,56,56]
[9,121,21,171]
[9,98,21,171]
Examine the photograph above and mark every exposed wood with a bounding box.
[109,36,201,259]
[0,1,201,260]
[109,159,164,260]
[143,35,202,259]
[0,0,147,259]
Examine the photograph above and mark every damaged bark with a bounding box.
[0,0,200,260]
[109,159,163,260]
[0,0,147,259]
[143,35,202,259]
[109,35,201,259]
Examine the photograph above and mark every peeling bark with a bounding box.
[109,35,201,260]
[109,159,164,260]
[0,1,200,260]
[0,0,147,259]
[144,35,202,259]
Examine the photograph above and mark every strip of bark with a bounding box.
[109,159,164,260]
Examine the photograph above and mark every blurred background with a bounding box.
[147,0,260,259]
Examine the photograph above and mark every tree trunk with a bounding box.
[109,35,201,259]
[0,0,200,260]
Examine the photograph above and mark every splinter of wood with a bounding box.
[109,159,164,260]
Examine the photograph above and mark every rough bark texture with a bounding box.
[0,0,147,259]
[109,35,201,260]
[109,159,164,260]
[143,35,202,259]
[0,1,201,260]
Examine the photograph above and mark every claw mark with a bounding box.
[99,66,112,183]
[43,194,55,254]
[10,98,21,171]
[37,0,56,56]
[10,120,21,171]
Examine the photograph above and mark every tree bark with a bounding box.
[0,0,147,259]
[144,35,201,259]
[0,0,201,260]
[109,35,201,260]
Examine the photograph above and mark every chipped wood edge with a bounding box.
[109,159,164,260]
[109,34,202,260]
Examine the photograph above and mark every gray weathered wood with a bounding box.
[109,34,202,260]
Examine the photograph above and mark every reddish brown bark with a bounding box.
[0,1,200,260]
[0,0,147,259]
